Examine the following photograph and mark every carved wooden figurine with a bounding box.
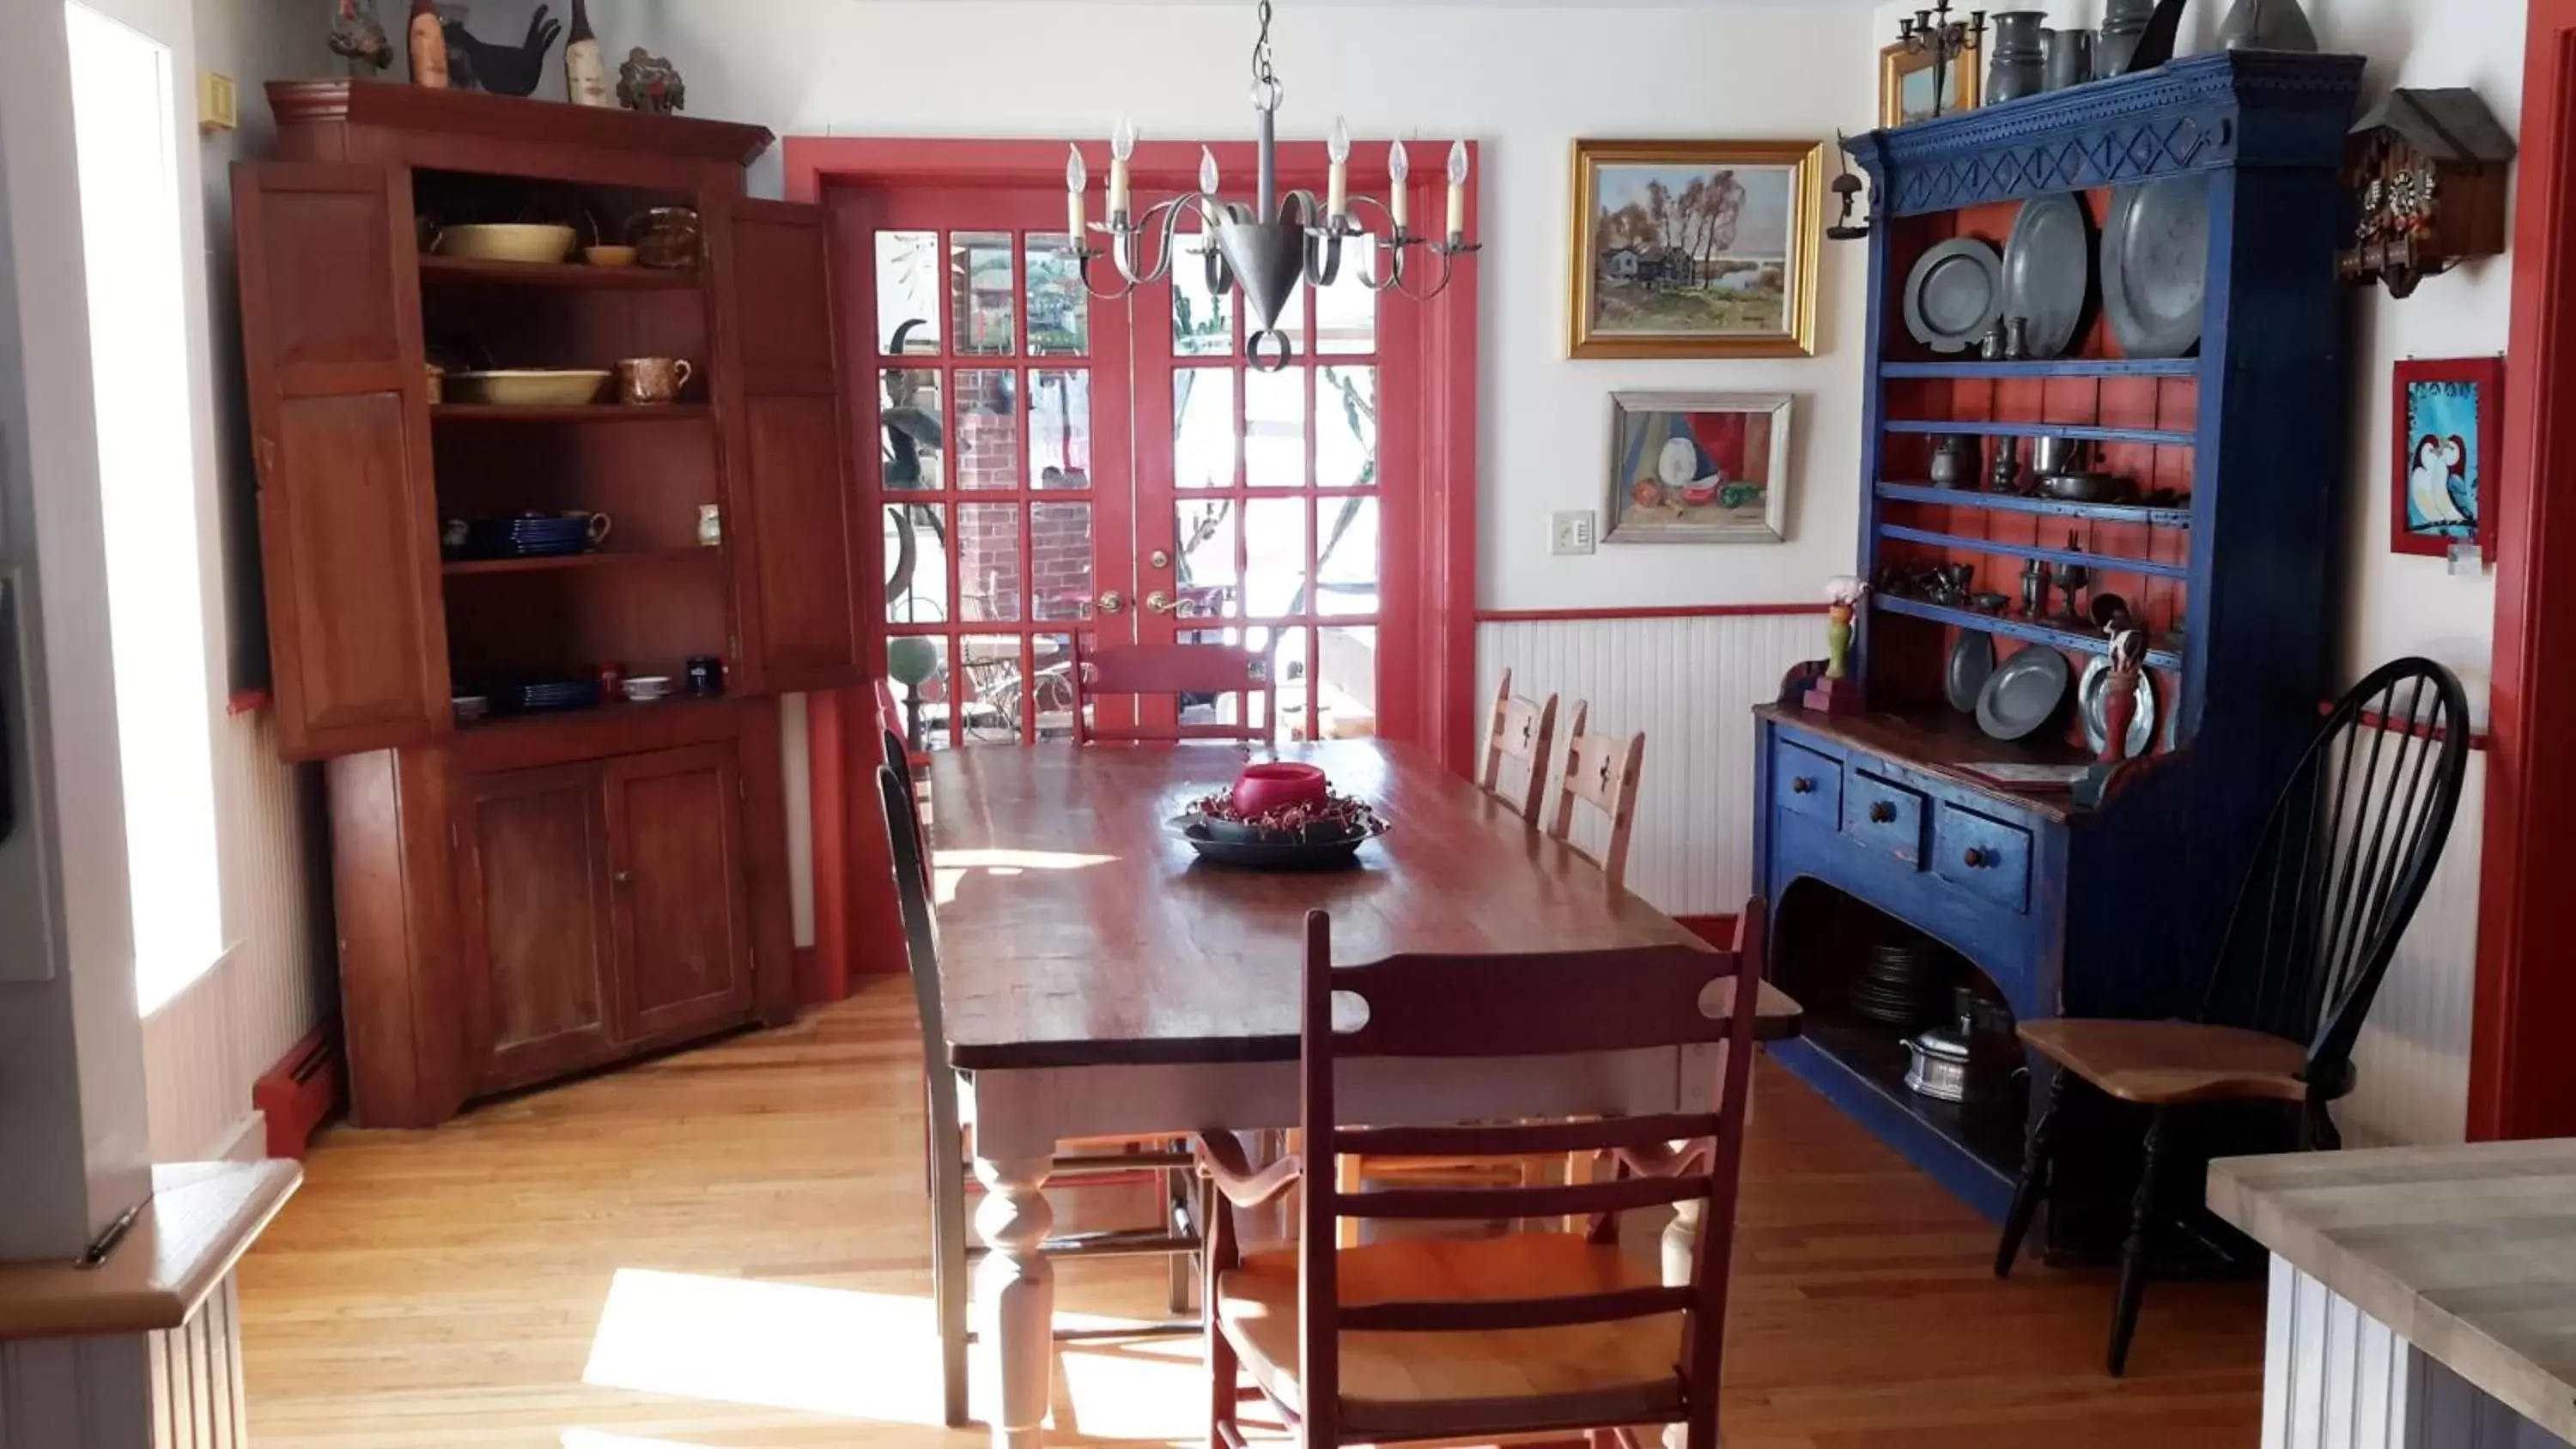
[1806,576,1869,717]
[2342,88,2517,298]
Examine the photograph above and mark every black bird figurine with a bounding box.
[440,5,562,97]
[328,0,393,75]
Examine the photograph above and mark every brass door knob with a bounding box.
[1145,591,1182,615]
[1963,847,1991,869]
[1093,591,1126,615]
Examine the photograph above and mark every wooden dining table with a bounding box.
[928,738,1803,1449]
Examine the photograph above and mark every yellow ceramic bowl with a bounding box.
[433,223,579,264]
[444,369,612,407]
[584,245,639,268]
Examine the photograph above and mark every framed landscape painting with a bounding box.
[2391,356,2502,561]
[1602,391,1795,545]
[1880,40,1981,127]
[1567,139,1825,359]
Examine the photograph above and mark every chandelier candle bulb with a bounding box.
[1066,146,1087,243]
[1109,114,1136,219]
[1389,139,1411,231]
[1446,139,1469,241]
[1327,115,1350,222]
[1200,146,1220,197]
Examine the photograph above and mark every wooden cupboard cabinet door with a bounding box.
[604,743,755,1043]
[716,198,863,694]
[233,162,447,760]
[453,762,623,1094]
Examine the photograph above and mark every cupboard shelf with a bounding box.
[1884,419,2196,447]
[1876,482,2194,530]
[1872,593,2185,671]
[442,548,720,577]
[432,403,712,423]
[418,254,702,289]
[1880,359,2201,380]
[1877,524,2191,581]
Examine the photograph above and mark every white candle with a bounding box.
[1066,145,1087,241]
[1109,115,1137,220]
[1109,160,1130,220]
[1445,139,1471,241]
[1327,116,1350,224]
[1388,140,1411,232]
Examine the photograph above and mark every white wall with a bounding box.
[441,0,1878,610]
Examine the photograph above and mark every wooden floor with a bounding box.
[236,979,2266,1448]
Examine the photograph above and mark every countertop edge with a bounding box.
[2208,1152,2576,1444]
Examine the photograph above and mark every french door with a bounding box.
[847,169,1411,750]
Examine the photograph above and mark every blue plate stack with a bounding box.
[460,514,595,560]
[493,678,605,714]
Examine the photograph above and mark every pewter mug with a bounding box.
[2043,27,2093,90]
[1988,10,2048,101]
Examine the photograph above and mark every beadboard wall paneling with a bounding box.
[2338,754,2486,1149]
[2263,1255,2559,1449]
[1476,613,1820,919]
[142,709,325,1165]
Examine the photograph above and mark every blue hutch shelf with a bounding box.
[1755,52,2366,1229]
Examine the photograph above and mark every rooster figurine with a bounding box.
[328,0,393,76]
[440,5,562,97]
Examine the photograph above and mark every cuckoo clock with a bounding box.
[2342,88,2517,299]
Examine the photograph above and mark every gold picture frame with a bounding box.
[1567,139,1825,360]
[1880,39,1982,129]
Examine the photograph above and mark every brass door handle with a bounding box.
[1093,591,1126,615]
[1145,591,1182,615]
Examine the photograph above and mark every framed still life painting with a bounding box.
[1879,40,1981,128]
[1567,139,1825,359]
[2391,357,2501,561]
[1603,391,1794,545]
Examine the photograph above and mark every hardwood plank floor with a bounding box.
[236,980,2265,1447]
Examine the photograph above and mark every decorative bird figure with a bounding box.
[329,0,393,75]
[440,5,562,97]
[2408,434,2470,531]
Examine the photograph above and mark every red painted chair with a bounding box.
[1199,903,1765,1449]
[1071,638,1272,743]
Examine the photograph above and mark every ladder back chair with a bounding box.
[1072,638,1273,743]
[1479,669,1560,822]
[1548,701,1648,894]
[875,766,1202,1428]
[1200,903,1765,1449]
[1993,658,2473,1376]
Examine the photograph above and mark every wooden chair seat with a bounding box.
[1215,1234,1685,1440]
[2019,1018,2312,1106]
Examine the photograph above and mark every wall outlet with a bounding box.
[1551,510,1597,556]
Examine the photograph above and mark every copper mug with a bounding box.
[616,356,694,406]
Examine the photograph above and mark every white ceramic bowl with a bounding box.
[623,676,674,702]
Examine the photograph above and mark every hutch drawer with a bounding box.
[1775,741,1843,823]
[1931,803,2033,915]
[1841,768,1929,868]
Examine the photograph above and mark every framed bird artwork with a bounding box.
[2391,356,2501,562]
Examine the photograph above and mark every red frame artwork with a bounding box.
[2391,356,2503,561]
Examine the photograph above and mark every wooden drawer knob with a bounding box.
[1868,801,1898,824]
[1963,847,1993,869]
[1791,776,1817,795]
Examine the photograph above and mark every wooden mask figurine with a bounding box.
[2097,627,2148,765]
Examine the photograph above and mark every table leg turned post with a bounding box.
[974,1153,1056,1449]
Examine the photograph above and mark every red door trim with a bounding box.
[2471,2,2576,1139]
[785,137,1481,996]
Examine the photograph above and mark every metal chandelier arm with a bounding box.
[1078,192,1225,299]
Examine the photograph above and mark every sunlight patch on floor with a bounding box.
[583,1267,1221,1439]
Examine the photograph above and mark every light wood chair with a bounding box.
[1548,701,1647,894]
[1072,639,1273,743]
[1479,669,1559,820]
[1200,903,1764,1449]
[875,766,1201,1428]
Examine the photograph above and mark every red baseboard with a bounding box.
[252,1024,343,1161]
[1675,914,1741,949]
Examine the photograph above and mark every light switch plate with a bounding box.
[1551,510,1597,555]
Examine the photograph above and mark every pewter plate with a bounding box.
[1974,645,2073,742]
[1904,239,2006,354]
[1946,630,1997,714]
[2001,192,2093,361]
[2078,655,2159,759]
[2101,174,2211,360]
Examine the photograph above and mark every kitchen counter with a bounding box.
[2208,1141,2576,1448]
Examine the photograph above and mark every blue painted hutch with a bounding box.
[1757,52,2367,1228]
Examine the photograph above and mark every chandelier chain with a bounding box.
[1249,0,1281,110]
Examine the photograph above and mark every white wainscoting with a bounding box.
[2263,1256,2564,1449]
[2338,753,2485,1149]
[0,1276,249,1449]
[1477,615,2480,1149]
[141,708,325,1164]
[1476,612,1822,920]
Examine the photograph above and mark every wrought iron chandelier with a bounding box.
[1066,0,1479,370]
